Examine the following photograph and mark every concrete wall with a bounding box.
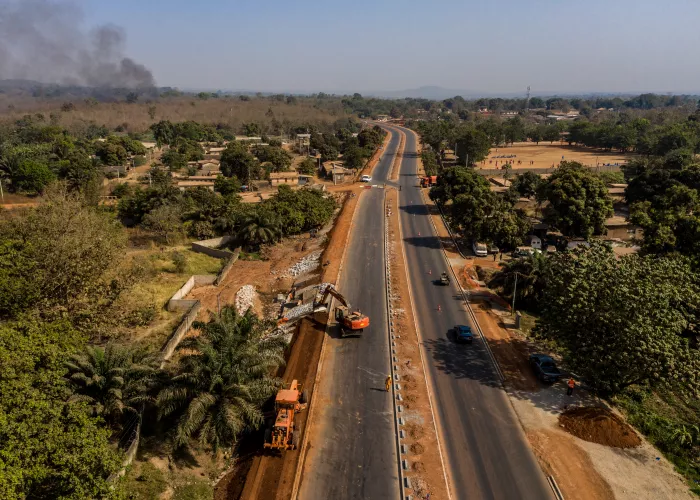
[161,302,201,365]
[191,236,235,259]
[215,247,241,285]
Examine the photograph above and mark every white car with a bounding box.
[360,175,372,182]
[472,241,488,257]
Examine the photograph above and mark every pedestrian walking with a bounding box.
[499,252,503,261]
[493,253,497,262]
[385,375,392,392]
[567,378,575,396]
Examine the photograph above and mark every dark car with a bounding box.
[453,325,473,344]
[439,272,450,285]
[529,354,562,383]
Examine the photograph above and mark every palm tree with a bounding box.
[157,307,286,451]
[65,344,160,427]
[488,252,550,310]
[236,211,281,250]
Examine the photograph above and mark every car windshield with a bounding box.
[541,362,557,371]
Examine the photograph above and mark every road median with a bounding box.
[386,186,450,500]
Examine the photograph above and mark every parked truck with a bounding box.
[420,175,438,188]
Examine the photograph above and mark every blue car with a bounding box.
[453,325,473,344]
[529,353,562,383]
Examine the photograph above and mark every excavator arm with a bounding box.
[316,285,350,309]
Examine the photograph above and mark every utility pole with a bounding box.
[512,273,518,315]
[0,178,4,203]
[217,292,221,317]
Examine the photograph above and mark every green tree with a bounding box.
[214,175,241,196]
[535,244,700,395]
[297,157,317,175]
[156,308,285,451]
[488,252,550,310]
[220,143,259,184]
[455,127,491,166]
[65,344,159,427]
[236,210,282,249]
[11,159,55,193]
[0,191,130,327]
[509,171,542,198]
[341,146,365,171]
[538,161,613,238]
[142,204,184,245]
[254,146,293,171]
[160,149,187,171]
[503,116,526,145]
[0,320,122,499]
[95,141,128,165]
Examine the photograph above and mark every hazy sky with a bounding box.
[83,0,700,94]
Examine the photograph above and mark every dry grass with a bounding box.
[481,141,635,169]
[0,96,347,135]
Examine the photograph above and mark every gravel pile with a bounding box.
[275,251,322,278]
[235,285,257,315]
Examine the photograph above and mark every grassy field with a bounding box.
[116,243,223,347]
[480,141,634,170]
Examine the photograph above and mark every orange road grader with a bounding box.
[264,380,307,451]
[314,285,370,337]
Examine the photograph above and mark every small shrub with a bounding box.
[125,305,157,327]
[133,155,147,167]
[171,251,187,274]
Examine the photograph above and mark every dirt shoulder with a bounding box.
[388,187,449,499]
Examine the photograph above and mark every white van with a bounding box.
[472,241,488,257]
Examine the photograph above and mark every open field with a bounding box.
[480,141,635,170]
[0,96,346,134]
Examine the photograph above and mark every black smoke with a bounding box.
[0,0,155,88]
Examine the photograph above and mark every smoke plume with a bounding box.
[0,0,155,87]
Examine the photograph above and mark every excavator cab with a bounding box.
[335,306,370,336]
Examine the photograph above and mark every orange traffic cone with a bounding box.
[428,269,432,275]
[437,304,442,312]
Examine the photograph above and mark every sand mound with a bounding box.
[559,406,641,448]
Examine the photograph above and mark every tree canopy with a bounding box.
[537,161,613,238]
[535,244,700,396]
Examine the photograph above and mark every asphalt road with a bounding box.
[394,126,553,499]
[297,131,401,499]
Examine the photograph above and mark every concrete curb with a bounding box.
[290,187,367,500]
[383,191,407,500]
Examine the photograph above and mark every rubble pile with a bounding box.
[275,251,322,278]
[235,285,257,315]
[283,302,313,321]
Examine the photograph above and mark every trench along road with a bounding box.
[296,129,402,499]
[391,125,553,499]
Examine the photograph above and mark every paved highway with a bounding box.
[297,131,400,499]
[394,126,553,499]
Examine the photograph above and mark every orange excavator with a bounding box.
[314,285,370,336]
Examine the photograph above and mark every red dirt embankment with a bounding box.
[559,406,641,449]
